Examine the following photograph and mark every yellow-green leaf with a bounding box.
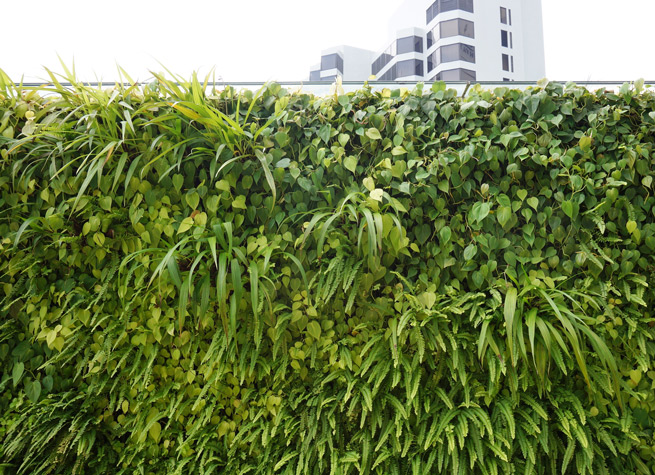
[149,421,162,442]
[370,188,383,202]
[177,217,194,234]
[366,128,381,140]
[626,220,637,234]
[232,195,247,209]
[307,321,321,340]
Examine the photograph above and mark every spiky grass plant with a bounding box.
[1,65,654,473]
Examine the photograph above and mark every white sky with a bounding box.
[2,0,654,83]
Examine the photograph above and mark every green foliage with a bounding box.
[1,68,655,473]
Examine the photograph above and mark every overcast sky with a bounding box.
[2,0,654,83]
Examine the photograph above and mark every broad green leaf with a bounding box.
[463,243,477,261]
[26,380,41,403]
[439,226,452,243]
[275,131,289,147]
[370,188,383,201]
[418,292,436,309]
[626,220,637,234]
[318,124,331,143]
[527,197,539,210]
[366,128,382,140]
[172,174,184,192]
[99,196,112,211]
[562,200,573,218]
[307,321,321,340]
[470,202,490,223]
[232,195,247,209]
[343,156,357,173]
[177,217,194,234]
[149,421,162,442]
[391,146,407,155]
[12,362,24,387]
[185,191,200,210]
[496,206,512,227]
[579,135,592,151]
[630,369,642,385]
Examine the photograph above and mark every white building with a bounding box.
[309,0,545,82]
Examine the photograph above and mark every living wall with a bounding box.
[1,68,654,474]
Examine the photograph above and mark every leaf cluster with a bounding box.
[1,69,655,473]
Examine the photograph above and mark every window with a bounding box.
[321,53,344,73]
[441,44,462,63]
[377,59,423,80]
[426,0,474,24]
[372,42,397,75]
[510,32,513,48]
[500,7,507,24]
[442,18,474,39]
[502,54,509,71]
[396,59,424,78]
[428,43,475,71]
[511,56,514,72]
[503,78,510,82]
[309,70,320,81]
[397,35,423,54]
[427,19,474,47]
[509,9,512,25]
[379,65,395,81]
[435,68,476,81]
[440,0,458,13]
[501,30,508,47]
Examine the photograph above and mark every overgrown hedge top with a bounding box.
[1,69,655,474]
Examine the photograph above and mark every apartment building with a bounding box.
[308,0,545,82]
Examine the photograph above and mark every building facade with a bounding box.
[308,0,545,82]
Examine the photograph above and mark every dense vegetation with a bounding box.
[1,67,654,474]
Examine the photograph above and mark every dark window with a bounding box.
[460,43,475,63]
[435,68,476,81]
[321,53,344,73]
[376,59,423,81]
[503,78,510,82]
[428,43,475,72]
[427,51,436,72]
[459,68,476,81]
[460,0,473,12]
[379,64,396,81]
[426,3,437,24]
[440,0,457,13]
[501,30,508,47]
[397,35,423,54]
[372,53,393,75]
[309,70,320,81]
[426,0,474,24]
[372,42,397,75]
[502,54,509,71]
[441,44,462,63]
[500,7,507,24]
[397,59,423,78]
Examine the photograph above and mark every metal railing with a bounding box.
[7,80,655,97]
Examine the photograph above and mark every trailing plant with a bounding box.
[1,66,655,473]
